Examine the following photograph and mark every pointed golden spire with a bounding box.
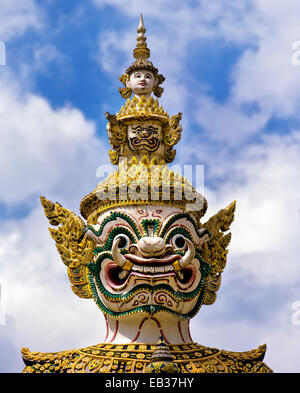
[133,13,150,60]
[119,14,165,99]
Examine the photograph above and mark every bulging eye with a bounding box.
[114,234,130,249]
[171,234,186,249]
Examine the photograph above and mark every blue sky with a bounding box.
[1,0,300,373]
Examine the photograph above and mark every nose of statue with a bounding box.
[140,129,148,137]
[137,237,167,257]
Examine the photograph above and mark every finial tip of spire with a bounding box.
[133,12,149,59]
[139,13,144,28]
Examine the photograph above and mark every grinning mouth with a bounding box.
[108,238,197,289]
[105,254,194,289]
[130,137,160,151]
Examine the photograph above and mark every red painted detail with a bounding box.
[109,320,119,343]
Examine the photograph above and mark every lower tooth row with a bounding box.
[132,264,174,274]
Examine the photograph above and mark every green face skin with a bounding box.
[84,206,210,319]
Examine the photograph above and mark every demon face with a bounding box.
[84,205,210,319]
[127,120,163,153]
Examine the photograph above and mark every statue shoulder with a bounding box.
[21,343,273,374]
[218,344,273,373]
[169,343,273,373]
[21,346,79,373]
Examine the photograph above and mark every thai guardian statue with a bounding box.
[21,15,272,374]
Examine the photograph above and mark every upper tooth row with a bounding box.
[132,264,174,274]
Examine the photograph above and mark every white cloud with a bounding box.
[33,44,66,74]
[93,0,255,44]
[231,0,300,118]
[202,131,300,286]
[192,295,300,373]
[0,0,44,41]
[0,71,108,209]
[193,94,269,145]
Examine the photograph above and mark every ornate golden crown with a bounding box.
[117,95,169,122]
[80,156,207,224]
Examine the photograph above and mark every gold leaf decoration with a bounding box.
[200,201,236,305]
[40,196,94,299]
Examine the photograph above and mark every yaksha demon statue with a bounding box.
[21,15,272,374]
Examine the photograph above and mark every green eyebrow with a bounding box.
[93,227,136,255]
[159,213,210,240]
[165,227,193,244]
[84,211,142,239]
[159,213,200,238]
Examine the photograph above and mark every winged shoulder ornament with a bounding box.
[40,196,94,299]
[200,200,236,305]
